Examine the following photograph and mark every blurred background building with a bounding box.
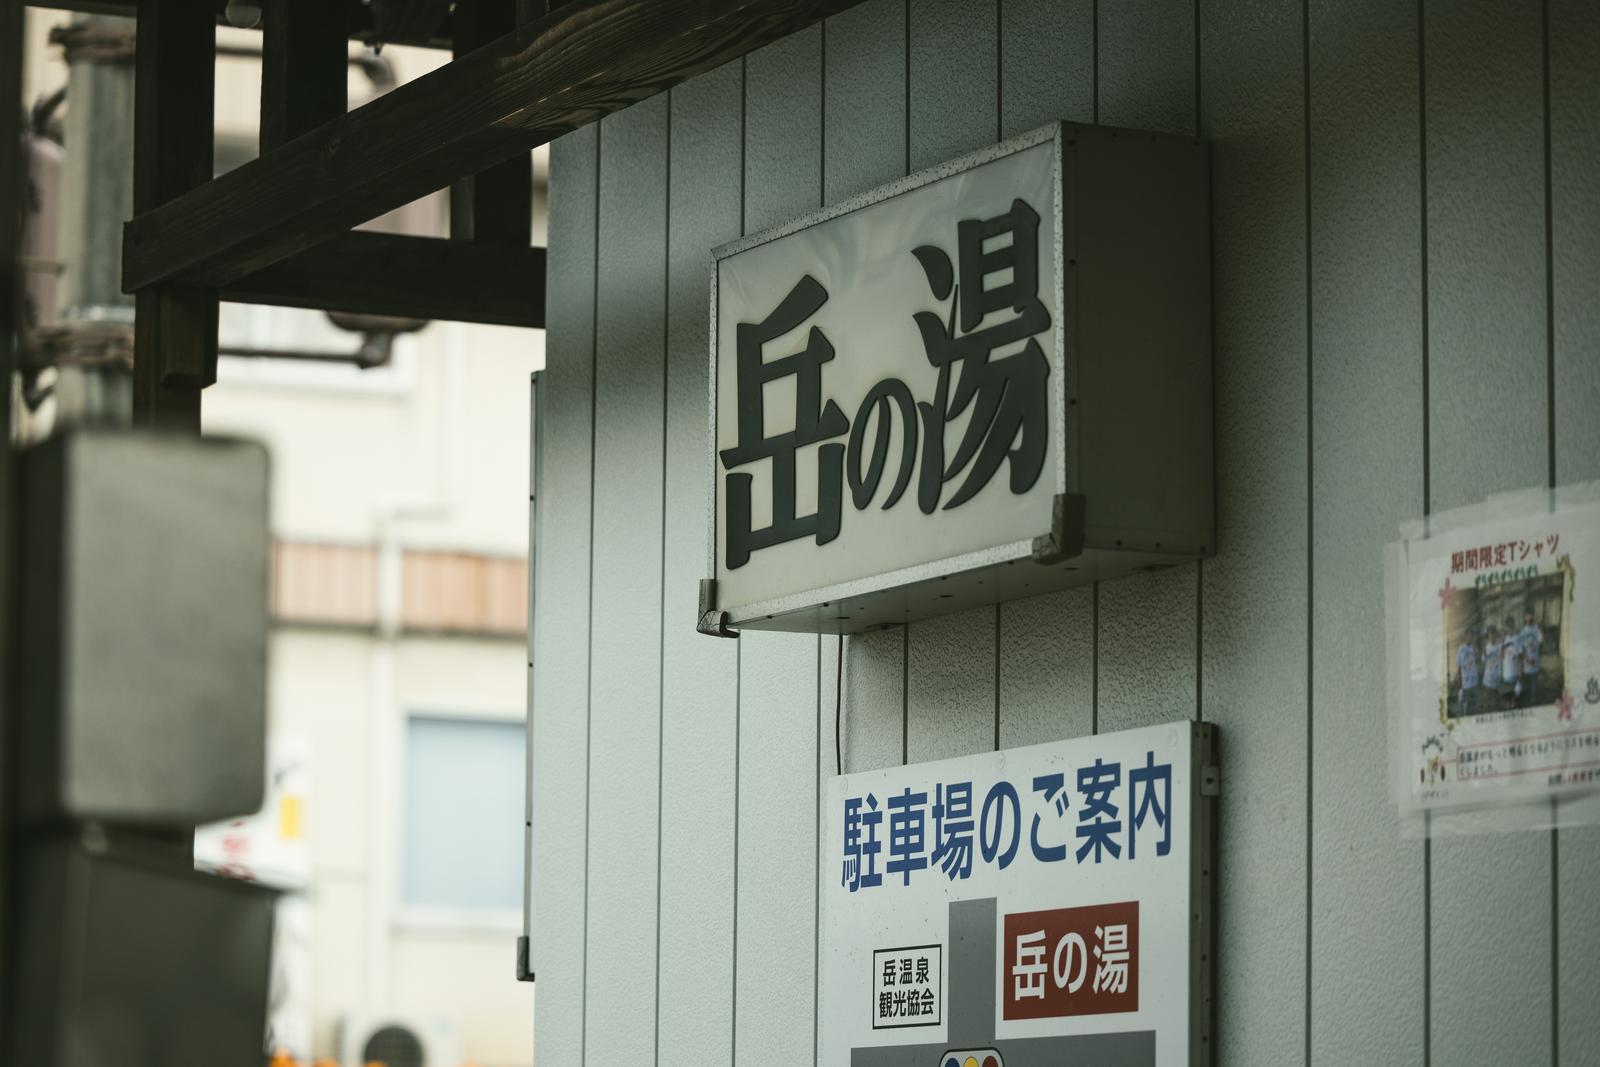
[17,11,541,1065]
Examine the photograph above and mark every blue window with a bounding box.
[402,715,524,912]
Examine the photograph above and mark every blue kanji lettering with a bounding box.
[1029,771,1069,862]
[930,781,975,880]
[886,786,929,885]
[1075,759,1122,863]
[979,780,1021,869]
[1128,750,1172,859]
[842,793,883,891]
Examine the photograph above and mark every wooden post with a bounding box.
[450,0,532,246]
[0,0,22,1044]
[131,0,217,432]
[259,0,347,153]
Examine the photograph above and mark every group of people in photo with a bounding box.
[1454,609,1545,716]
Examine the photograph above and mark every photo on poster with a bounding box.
[1442,569,1568,719]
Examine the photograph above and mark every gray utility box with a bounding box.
[704,122,1211,636]
[11,830,275,1067]
[18,430,270,825]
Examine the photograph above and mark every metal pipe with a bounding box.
[219,331,397,370]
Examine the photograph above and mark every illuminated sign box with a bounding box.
[702,122,1211,637]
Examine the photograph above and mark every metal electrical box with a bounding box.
[17,430,271,824]
[703,122,1211,636]
[12,831,276,1067]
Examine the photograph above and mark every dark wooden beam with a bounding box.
[0,0,23,1045]
[28,1,456,49]
[122,0,862,292]
[370,0,454,45]
[259,0,347,153]
[449,0,531,246]
[131,0,217,429]
[221,233,547,328]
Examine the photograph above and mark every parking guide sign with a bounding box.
[820,721,1216,1066]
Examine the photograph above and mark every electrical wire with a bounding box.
[835,636,843,775]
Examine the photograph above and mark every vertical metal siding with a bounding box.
[531,125,597,1067]
[1425,1,1552,1062]
[998,0,1093,138]
[1199,3,1310,1063]
[995,0,1097,755]
[1092,2,1202,745]
[1307,0,1427,1059]
[822,0,907,207]
[1551,2,1600,1060]
[826,0,910,778]
[997,589,1095,748]
[532,1,1600,1062]
[904,1,1001,766]
[658,62,744,1067]
[585,96,670,1067]
[735,29,824,1066]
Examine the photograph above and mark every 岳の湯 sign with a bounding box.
[701,122,1213,636]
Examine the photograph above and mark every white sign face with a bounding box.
[712,129,1065,624]
[1391,491,1600,815]
[820,722,1213,1067]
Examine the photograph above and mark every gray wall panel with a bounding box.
[1091,2,1199,740]
[817,630,836,1062]
[658,63,744,1067]
[999,0,1092,136]
[532,126,597,1067]
[531,3,1600,1061]
[907,606,997,762]
[735,635,820,1065]
[845,627,906,771]
[747,28,823,232]
[905,0,1000,765]
[908,0,997,170]
[1424,1,1552,1061]
[998,589,1093,748]
[1552,0,1600,1058]
[1097,0,1194,135]
[736,28,824,1066]
[1307,0,1428,1059]
[1198,3,1309,1062]
[1096,565,1197,734]
[823,0,906,205]
[993,2,1095,753]
[824,0,910,778]
[584,96,668,1067]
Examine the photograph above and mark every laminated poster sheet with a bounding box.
[1387,483,1600,834]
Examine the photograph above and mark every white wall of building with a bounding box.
[268,631,533,1066]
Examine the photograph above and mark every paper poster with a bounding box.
[1389,486,1600,824]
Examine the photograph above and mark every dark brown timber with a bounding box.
[449,0,532,245]
[259,0,348,153]
[122,0,864,292]
[222,233,548,327]
[131,0,217,429]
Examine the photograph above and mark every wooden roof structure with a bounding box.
[114,0,861,429]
